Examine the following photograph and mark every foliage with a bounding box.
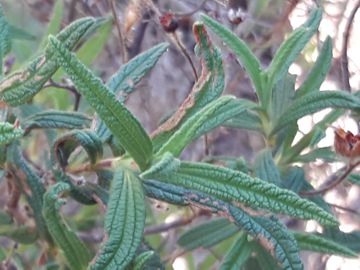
[0,3,359,270]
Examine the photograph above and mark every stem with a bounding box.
[144,215,195,235]
[44,79,81,111]
[300,161,360,196]
[110,0,128,63]
[341,0,360,92]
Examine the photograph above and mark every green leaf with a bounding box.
[0,4,10,76]
[223,109,263,132]
[96,42,169,142]
[282,167,332,213]
[220,233,252,270]
[177,218,239,251]
[324,228,360,253]
[53,169,96,205]
[0,122,23,145]
[152,22,224,150]
[39,0,64,49]
[43,182,91,270]
[48,36,153,170]
[266,9,322,88]
[0,17,97,106]
[90,169,145,270]
[8,24,36,41]
[272,91,360,134]
[294,147,337,163]
[296,36,332,97]
[133,251,155,270]
[254,149,282,186]
[76,17,112,67]
[53,129,103,166]
[144,177,303,269]
[271,74,295,120]
[7,144,49,239]
[156,96,256,157]
[142,153,338,226]
[0,225,38,244]
[23,110,91,131]
[293,231,357,257]
[200,14,262,97]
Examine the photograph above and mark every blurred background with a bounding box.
[0,0,360,269]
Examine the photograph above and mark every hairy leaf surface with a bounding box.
[201,14,262,97]
[142,154,338,226]
[48,36,153,170]
[0,17,98,105]
[293,232,357,257]
[272,91,360,134]
[296,36,332,97]
[96,42,169,142]
[43,182,91,270]
[0,122,23,145]
[91,169,145,270]
[156,96,256,157]
[23,110,91,131]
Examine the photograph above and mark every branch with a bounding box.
[144,215,195,235]
[44,79,81,111]
[341,0,360,92]
[110,0,128,63]
[300,160,360,196]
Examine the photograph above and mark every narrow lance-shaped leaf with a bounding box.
[0,4,10,76]
[296,36,332,98]
[43,182,91,270]
[293,231,358,257]
[272,91,360,134]
[152,22,224,150]
[133,251,155,270]
[200,14,262,98]
[53,129,103,167]
[177,218,239,251]
[156,96,256,157]
[254,149,282,186]
[0,225,38,244]
[96,42,169,142]
[220,233,253,270]
[48,35,153,170]
[90,169,145,270]
[141,153,338,226]
[266,9,322,88]
[23,110,91,131]
[39,0,64,49]
[0,17,98,106]
[143,177,303,269]
[223,109,263,132]
[0,122,23,145]
[7,144,49,239]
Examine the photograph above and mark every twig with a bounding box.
[44,79,81,111]
[329,203,360,216]
[67,158,114,174]
[144,215,195,235]
[300,161,360,196]
[110,0,128,63]
[341,0,360,92]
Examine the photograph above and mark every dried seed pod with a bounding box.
[334,128,360,158]
[159,12,178,33]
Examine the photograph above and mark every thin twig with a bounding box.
[110,0,128,63]
[144,215,195,235]
[329,203,360,216]
[67,158,114,174]
[300,161,360,196]
[341,0,360,92]
[171,31,198,81]
[44,79,81,111]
